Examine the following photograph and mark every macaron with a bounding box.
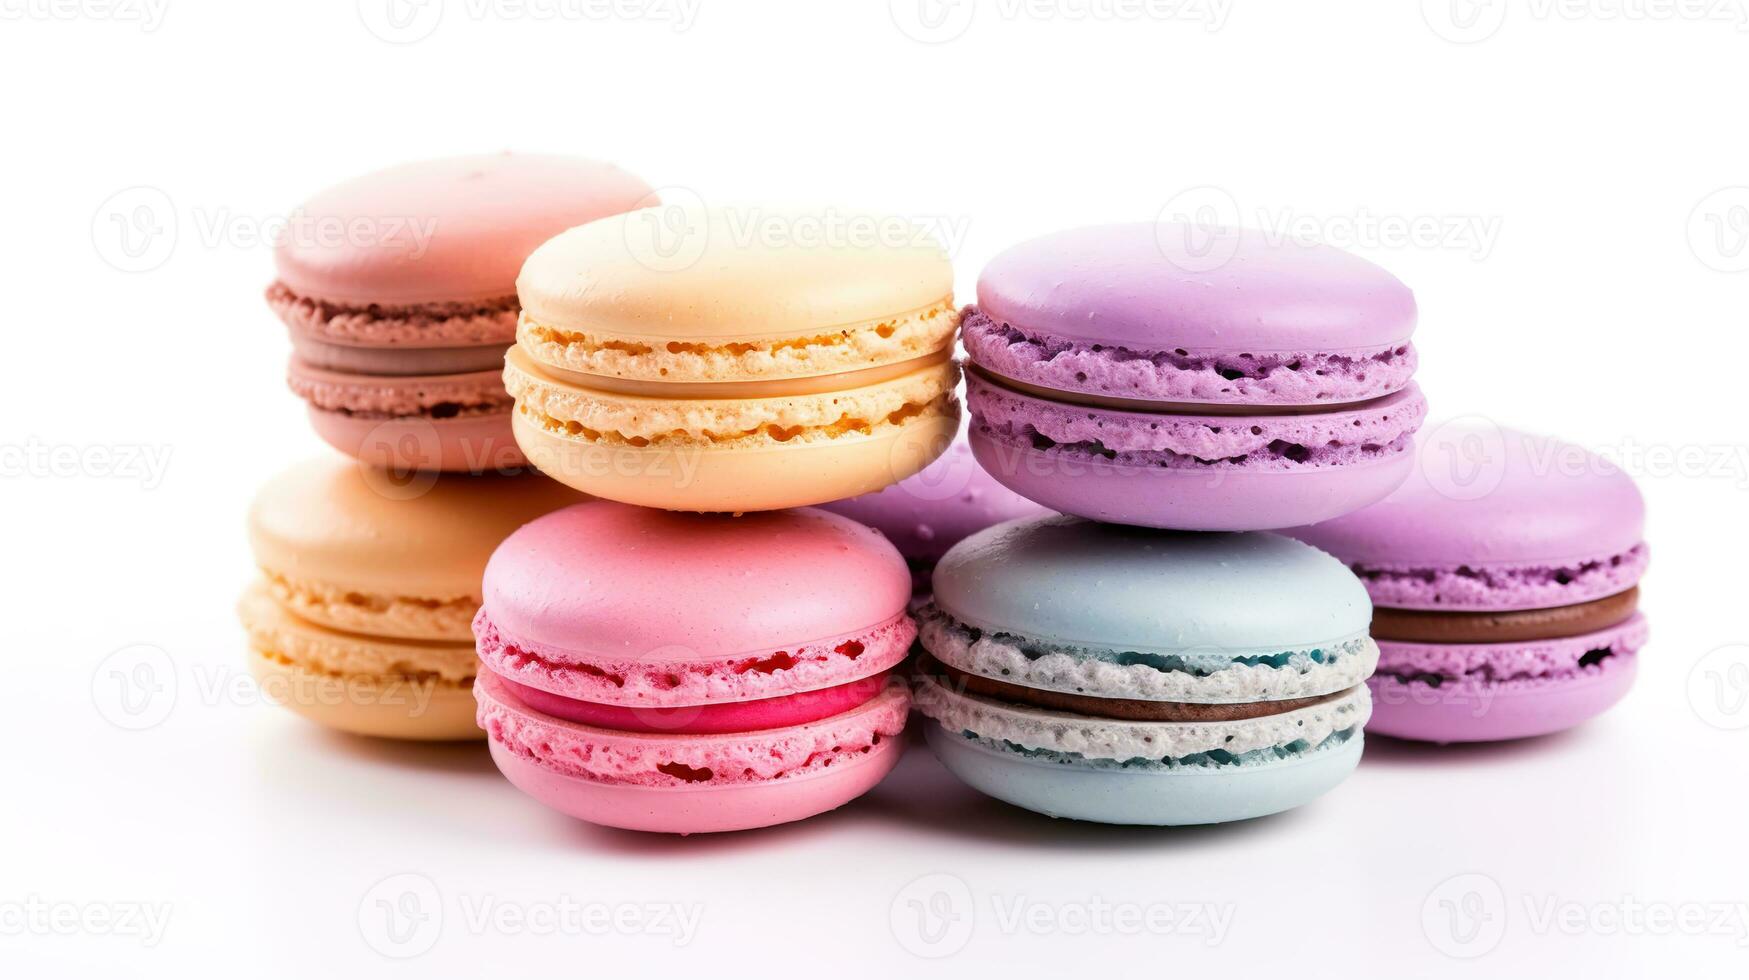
[473,502,913,833]
[269,153,653,473]
[821,438,1051,595]
[1288,422,1649,743]
[239,458,582,739]
[961,223,1428,530]
[913,515,1376,825]
[506,207,962,511]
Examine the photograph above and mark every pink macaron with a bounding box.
[1289,421,1649,743]
[473,502,913,833]
[269,153,653,472]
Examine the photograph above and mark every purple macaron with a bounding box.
[1289,421,1649,743]
[821,439,1049,595]
[962,223,1428,530]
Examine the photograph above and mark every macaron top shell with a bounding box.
[1289,422,1647,569]
[480,502,913,661]
[273,153,655,307]
[820,439,1050,567]
[247,458,584,602]
[932,515,1372,655]
[976,223,1416,353]
[516,207,954,344]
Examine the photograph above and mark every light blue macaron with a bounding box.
[915,515,1376,825]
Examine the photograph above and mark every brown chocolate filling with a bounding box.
[1371,587,1639,644]
[917,655,1348,722]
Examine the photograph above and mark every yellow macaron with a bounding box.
[238,458,583,739]
[507,207,962,512]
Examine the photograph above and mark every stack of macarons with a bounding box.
[240,153,646,739]
[467,206,968,832]
[911,223,1430,824]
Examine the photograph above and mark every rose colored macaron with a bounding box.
[239,458,583,740]
[473,502,913,833]
[268,154,653,473]
[1288,421,1649,743]
[821,438,1051,595]
[962,224,1428,530]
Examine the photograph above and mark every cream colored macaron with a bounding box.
[239,458,583,739]
[508,207,962,512]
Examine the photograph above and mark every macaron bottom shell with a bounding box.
[512,408,958,513]
[476,673,909,834]
[309,406,525,474]
[968,423,1415,532]
[924,722,1364,826]
[247,647,481,740]
[1365,614,1647,743]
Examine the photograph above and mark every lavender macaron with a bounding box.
[1289,421,1649,743]
[822,439,1049,595]
[962,224,1428,530]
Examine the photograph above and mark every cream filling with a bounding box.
[516,298,959,383]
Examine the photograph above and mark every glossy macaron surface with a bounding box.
[273,153,655,307]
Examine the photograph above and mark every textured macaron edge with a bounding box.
[476,672,909,787]
[968,372,1427,471]
[1346,543,1649,613]
[289,362,514,419]
[238,581,476,686]
[1371,613,1648,687]
[473,607,915,706]
[917,604,1378,705]
[259,570,477,643]
[962,305,1418,407]
[504,350,959,449]
[267,281,520,348]
[516,299,959,383]
[914,676,1370,765]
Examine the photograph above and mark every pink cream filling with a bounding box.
[487,669,896,735]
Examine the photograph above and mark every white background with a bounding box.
[4,2,1747,977]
